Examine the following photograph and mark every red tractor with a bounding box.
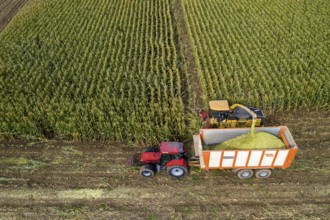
[129,142,188,178]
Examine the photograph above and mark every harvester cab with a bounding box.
[137,142,188,178]
[205,100,265,128]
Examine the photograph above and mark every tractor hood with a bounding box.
[160,142,184,154]
[141,152,161,162]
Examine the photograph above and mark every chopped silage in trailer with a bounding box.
[205,132,286,150]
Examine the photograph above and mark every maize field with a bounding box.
[0,0,190,143]
[182,0,330,111]
[0,0,329,142]
[0,1,330,218]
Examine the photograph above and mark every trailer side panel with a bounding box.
[201,148,295,170]
[196,126,298,170]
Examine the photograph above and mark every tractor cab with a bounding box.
[160,142,184,154]
[159,142,185,166]
[208,100,265,128]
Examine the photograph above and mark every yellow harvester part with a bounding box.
[208,100,264,129]
[209,100,230,111]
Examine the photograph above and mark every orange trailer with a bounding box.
[191,126,298,178]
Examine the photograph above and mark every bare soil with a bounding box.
[0,111,329,219]
[173,0,204,108]
[0,0,28,31]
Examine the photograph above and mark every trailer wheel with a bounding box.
[255,169,272,178]
[167,166,188,178]
[237,169,254,179]
[140,165,155,177]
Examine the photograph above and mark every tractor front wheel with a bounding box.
[167,166,188,178]
[140,165,155,177]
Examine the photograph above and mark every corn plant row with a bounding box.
[182,0,329,112]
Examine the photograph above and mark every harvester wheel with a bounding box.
[255,169,272,178]
[237,169,254,179]
[167,166,187,178]
[140,165,155,177]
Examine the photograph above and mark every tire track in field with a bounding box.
[173,0,204,109]
[1,183,329,205]
[0,0,28,31]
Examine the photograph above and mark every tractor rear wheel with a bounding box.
[167,166,188,178]
[140,165,155,177]
[237,169,254,179]
[255,169,272,178]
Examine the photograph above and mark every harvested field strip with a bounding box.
[173,0,204,108]
[0,185,329,219]
[1,184,330,201]
[0,0,28,31]
[0,204,329,220]
[0,112,329,218]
